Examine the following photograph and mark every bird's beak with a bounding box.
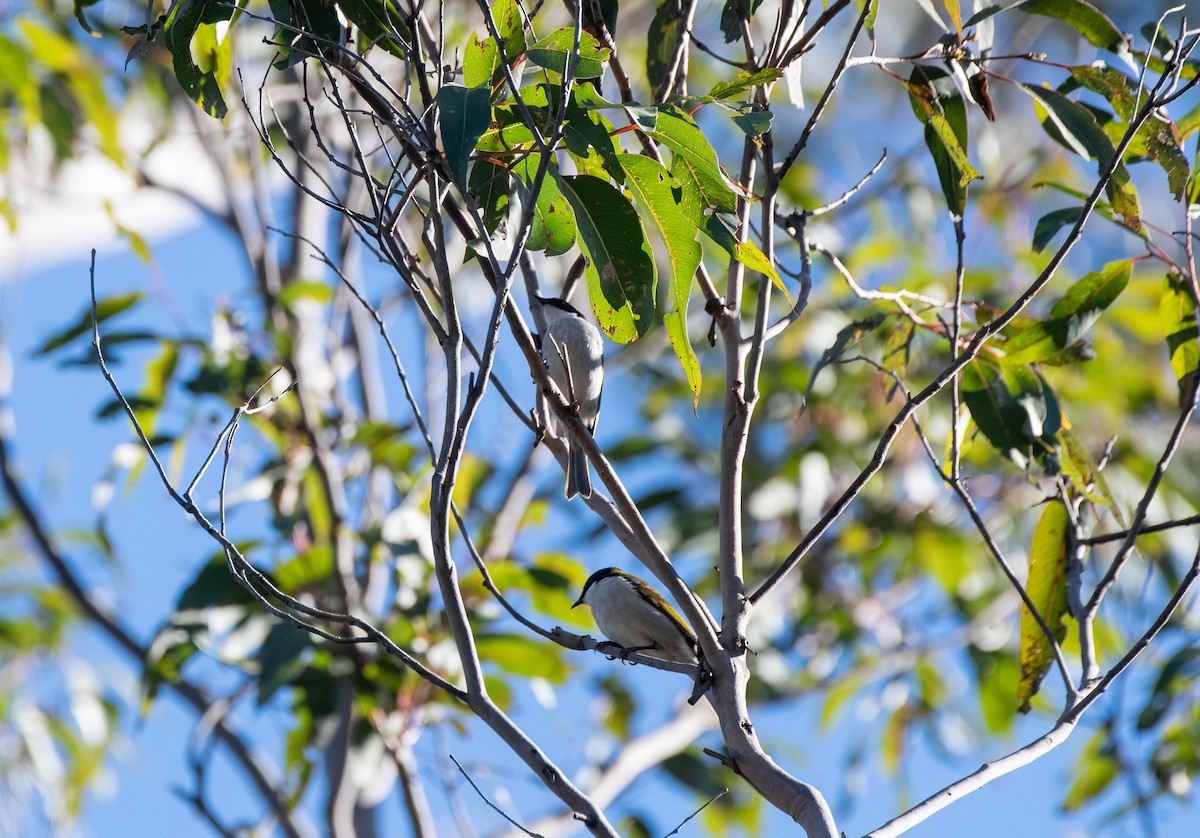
[571,596,584,609]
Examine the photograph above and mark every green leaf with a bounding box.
[1067,65,1189,200]
[646,0,682,90]
[1001,260,1130,364]
[1032,207,1084,253]
[273,545,334,592]
[1137,647,1200,731]
[134,342,180,437]
[555,173,656,343]
[805,314,887,404]
[903,65,981,215]
[647,108,739,224]
[961,356,1062,470]
[514,155,576,255]
[1161,272,1200,405]
[463,32,500,89]
[462,0,525,88]
[1063,733,1118,809]
[1017,500,1070,712]
[526,28,608,79]
[38,292,144,356]
[1057,427,1114,507]
[165,0,236,118]
[278,280,335,307]
[972,651,1020,734]
[337,0,411,59]
[256,622,312,705]
[562,91,622,176]
[468,159,515,237]
[725,103,774,137]
[1023,84,1141,231]
[73,0,101,34]
[475,634,568,682]
[266,0,343,71]
[664,749,727,797]
[1017,0,1126,53]
[733,240,789,304]
[719,0,764,44]
[964,5,1005,28]
[436,83,492,190]
[708,68,784,100]
[617,154,703,404]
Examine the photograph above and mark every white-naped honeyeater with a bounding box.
[572,567,697,664]
[533,293,604,500]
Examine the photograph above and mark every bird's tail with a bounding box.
[566,440,591,499]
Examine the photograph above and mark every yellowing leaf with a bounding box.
[1017,500,1070,712]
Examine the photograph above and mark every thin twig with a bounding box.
[449,755,545,837]
[663,788,729,837]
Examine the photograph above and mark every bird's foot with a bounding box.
[618,643,656,664]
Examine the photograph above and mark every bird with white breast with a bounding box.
[572,567,698,664]
[534,293,604,500]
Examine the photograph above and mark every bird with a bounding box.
[572,567,697,664]
[533,293,604,499]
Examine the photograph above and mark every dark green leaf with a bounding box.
[720,0,764,44]
[961,356,1061,470]
[1018,0,1126,53]
[257,622,312,705]
[664,749,727,796]
[1024,84,1141,231]
[1137,647,1200,730]
[265,0,343,71]
[469,159,515,237]
[1067,65,1189,199]
[1032,207,1084,253]
[73,0,101,34]
[555,173,656,343]
[562,92,622,176]
[38,292,144,356]
[1018,500,1070,712]
[337,0,411,59]
[646,0,682,90]
[964,4,1004,27]
[165,0,238,117]
[436,83,492,190]
[177,553,259,610]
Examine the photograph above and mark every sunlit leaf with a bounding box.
[526,28,608,79]
[1001,260,1130,364]
[1017,500,1070,712]
[1160,272,1200,405]
[618,153,703,404]
[903,65,981,215]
